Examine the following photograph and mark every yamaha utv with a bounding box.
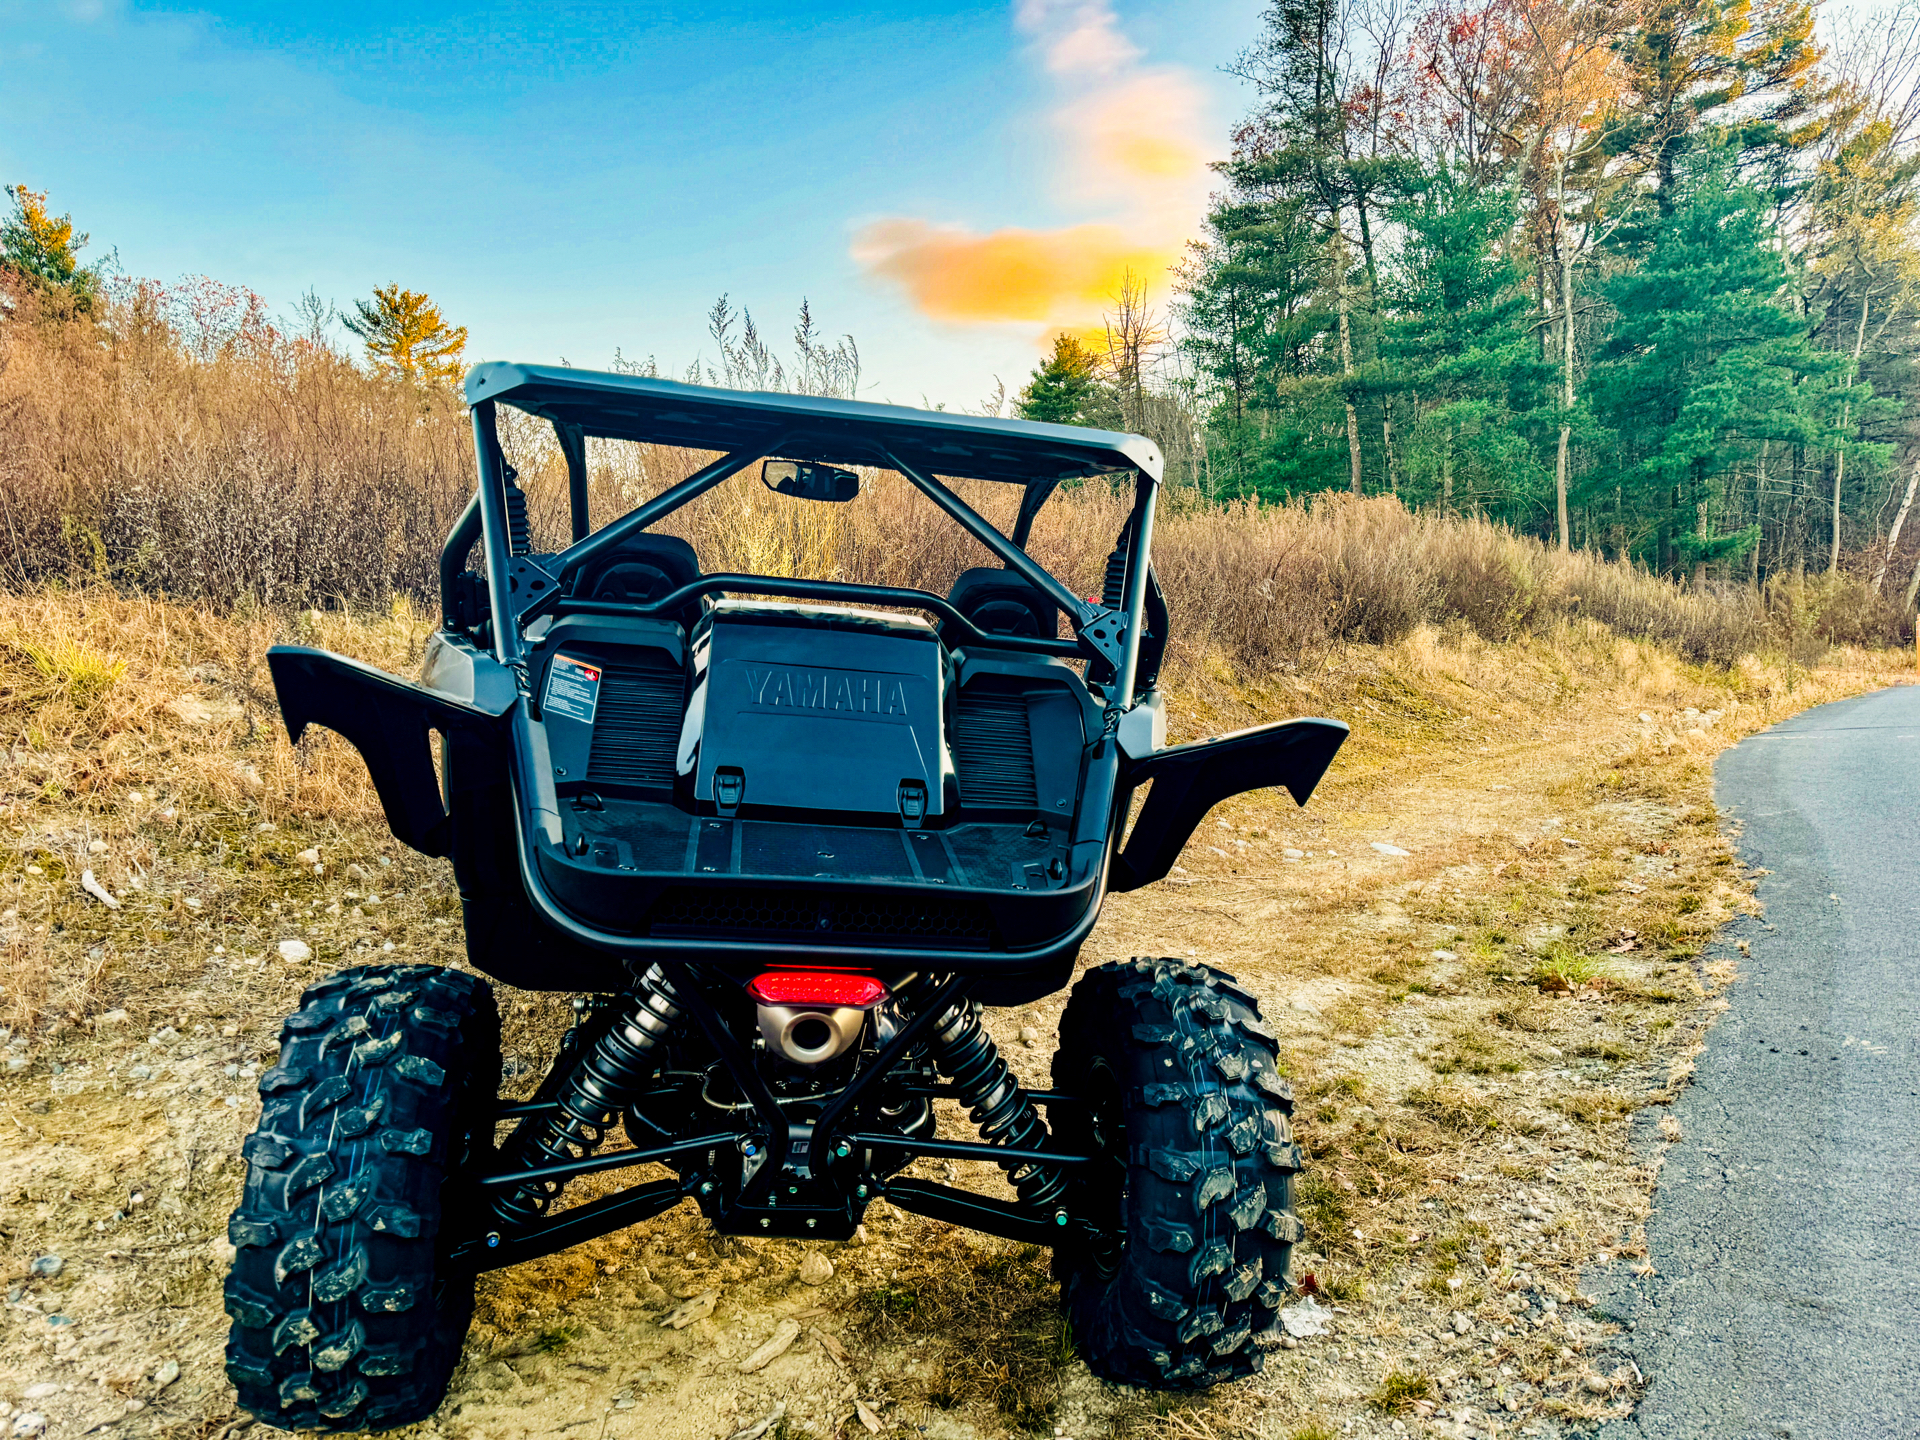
[224,363,1347,1431]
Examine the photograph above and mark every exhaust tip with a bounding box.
[758,1003,866,1065]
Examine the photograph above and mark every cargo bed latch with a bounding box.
[714,767,745,816]
[897,780,927,828]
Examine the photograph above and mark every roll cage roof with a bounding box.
[449,362,1163,707]
[465,362,1164,485]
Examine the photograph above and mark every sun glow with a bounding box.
[852,0,1212,332]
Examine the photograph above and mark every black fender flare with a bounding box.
[266,645,510,858]
[1109,717,1348,892]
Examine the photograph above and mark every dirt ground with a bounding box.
[0,599,1908,1441]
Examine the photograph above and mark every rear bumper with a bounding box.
[266,644,1346,966]
[533,821,1102,958]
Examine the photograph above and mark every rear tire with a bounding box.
[1051,958,1304,1387]
[223,964,499,1432]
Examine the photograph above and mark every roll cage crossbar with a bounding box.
[440,363,1161,690]
[556,578,1082,659]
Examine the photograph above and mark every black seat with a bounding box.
[945,567,1059,642]
[575,534,705,630]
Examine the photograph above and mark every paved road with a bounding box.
[1594,683,1920,1440]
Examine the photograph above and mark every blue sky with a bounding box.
[1,0,1265,406]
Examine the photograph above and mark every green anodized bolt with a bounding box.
[834,1141,851,1158]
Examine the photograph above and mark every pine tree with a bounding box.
[1612,0,1824,212]
[342,285,468,384]
[1016,334,1104,426]
[1377,171,1553,519]
[1588,150,1874,577]
[1,185,102,314]
[1177,193,1338,494]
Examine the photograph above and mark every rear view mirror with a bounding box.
[762,459,861,503]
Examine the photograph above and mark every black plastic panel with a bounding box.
[648,885,994,948]
[740,822,917,880]
[563,799,1064,893]
[1111,716,1349,890]
[692,603,947,819]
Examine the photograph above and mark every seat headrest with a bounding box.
[571,533,706,631]
[946,567,1058,640]
[579,534,700,603]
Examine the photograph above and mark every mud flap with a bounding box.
[266,645,511,858]
[1109,717,1348,892]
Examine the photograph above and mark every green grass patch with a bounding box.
[1430,1034,1524,1076]
[529,1323,581,1354]
[1373,1369,1437,1414]
[1530,941,1612,993]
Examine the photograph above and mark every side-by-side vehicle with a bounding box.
[224,364,1347,1430]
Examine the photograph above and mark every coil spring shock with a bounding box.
[928,1000,1069,1212]
[490,964,681,1229]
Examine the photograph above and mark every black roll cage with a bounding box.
[440,365,1163,702]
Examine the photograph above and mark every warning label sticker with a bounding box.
[543,654,602,725]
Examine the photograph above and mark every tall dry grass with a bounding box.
[0,279,472,603]
[1,287,1911,673]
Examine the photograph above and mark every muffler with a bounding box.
[747,971,886,1066]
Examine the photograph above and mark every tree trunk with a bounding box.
[1693,497,1710,590]
[1441,433,1454,514]
[1555,181,1576,551]
[1830,288,1871,573]
[1874,458,1918,594]
[1382,409,1397,495]
[1335,223,1362,494]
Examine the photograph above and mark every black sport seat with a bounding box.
[575,534,704,630]
[945,567,1060,641]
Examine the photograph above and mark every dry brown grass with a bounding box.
[848,1228,1068,1431]
[0,587,443,1031]
[0,284,473,603]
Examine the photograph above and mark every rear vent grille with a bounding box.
[954,690,1038,810]
[586,657,684,793]
[649,886,992,949]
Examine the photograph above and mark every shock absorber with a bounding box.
[490,964,681,1230]
[927,1000,1069,1212]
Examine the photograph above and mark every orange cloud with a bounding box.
[851,220,1180,326]
[853,1,1213,332]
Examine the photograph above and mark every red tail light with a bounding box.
[747,970,887,1008]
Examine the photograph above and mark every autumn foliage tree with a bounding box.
[342,284,468,384]
[0,184,103,315]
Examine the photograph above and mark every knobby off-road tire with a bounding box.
[1052,958,1304,1387]
[224,963,500,1432]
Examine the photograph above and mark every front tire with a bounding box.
[1052,958,1304,1387]
[223,964,500,1432]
